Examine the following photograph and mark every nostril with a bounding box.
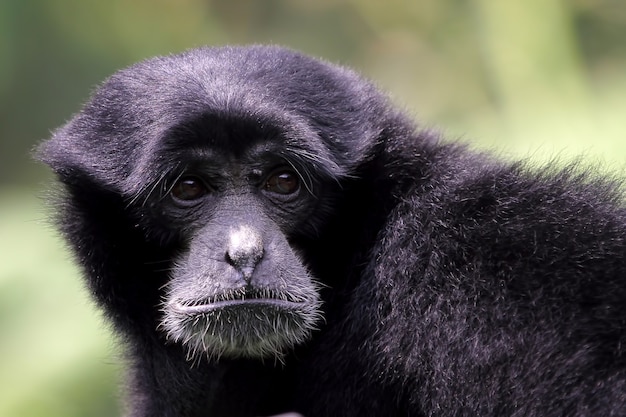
[224,250,235,266]
[226,249,263,285]
[225,225,264,278]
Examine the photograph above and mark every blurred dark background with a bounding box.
[1,1,624,415]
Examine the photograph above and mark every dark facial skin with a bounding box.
[155,140,324,361]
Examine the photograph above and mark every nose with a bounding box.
[225,225,264,283]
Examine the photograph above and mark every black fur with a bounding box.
[38,45,626,417]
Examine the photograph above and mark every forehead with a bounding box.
[172,139,290,176]
[163,112,282,155]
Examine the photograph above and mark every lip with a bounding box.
[170,298,303,314]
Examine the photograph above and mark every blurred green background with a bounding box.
[1,0,625,415]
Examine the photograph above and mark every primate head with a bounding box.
[38,45,394,362]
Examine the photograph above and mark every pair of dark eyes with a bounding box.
[171,170,300,201]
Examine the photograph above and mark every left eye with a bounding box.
[171,176,208,201]
[264,170,300,195]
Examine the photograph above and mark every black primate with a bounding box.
[38,45,626,417]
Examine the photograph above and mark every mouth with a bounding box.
[170,288,306,314]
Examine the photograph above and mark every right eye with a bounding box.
[170,176,208,201]
[264,169,300,195]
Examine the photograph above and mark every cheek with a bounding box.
[167,254,238,302]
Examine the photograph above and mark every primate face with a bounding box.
[148,119,329,361]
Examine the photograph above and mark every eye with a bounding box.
[264,170,300,195]
[171,176,208,201]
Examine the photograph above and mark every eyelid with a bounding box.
[262,166,297,183]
